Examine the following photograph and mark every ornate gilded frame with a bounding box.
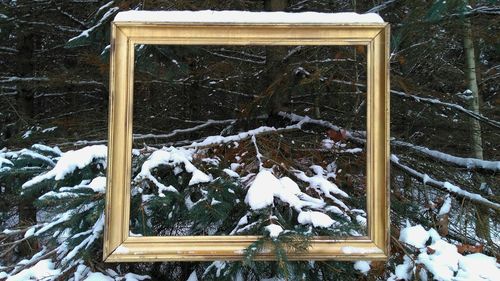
[104,16,390,262]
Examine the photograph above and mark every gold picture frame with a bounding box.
[104,12,390,262]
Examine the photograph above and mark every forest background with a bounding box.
[0,0,499,280]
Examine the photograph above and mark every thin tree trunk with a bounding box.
[463,18,483,160]
[463,17,489,241]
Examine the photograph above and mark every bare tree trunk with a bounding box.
[463,17,489,241]
[463,19,483,160]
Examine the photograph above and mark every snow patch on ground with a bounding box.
[390,224,500,281]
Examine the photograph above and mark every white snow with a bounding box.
[353,260,371,275]
[186,270,198,281]
[223,168,240,178]
[31,144,61,156]
[438,196,452,216]
[455,253,499,281]
[136,147,211,194]
[355,215,367,226]
[35,203,96,236]
[297,211,335,228]
[343,148,363,154]
[87,176,106,193]
[294,169,349,211]
[19,149,55,166]
[390,255,413,281]
[6,259,61,281]
[24,227,36,238]
[265,223,283,238]
[22,145,107,189]
[417,239,461,280]
[245,170,277,210]
[294,170,348,198]
[322,138,334,149]
[279,177,301,195]
[245,170,314,212]
[122,273,150,281]
[0,155,13,166]
[392,224,500,281]
[399,224,429,248]
[115,10,384,24]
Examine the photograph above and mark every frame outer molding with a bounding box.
[104,21,390,262]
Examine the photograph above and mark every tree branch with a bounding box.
[391,155,500,211]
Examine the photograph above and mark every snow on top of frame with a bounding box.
[114,10,384,24]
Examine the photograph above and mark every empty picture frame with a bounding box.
[104,11,390,262]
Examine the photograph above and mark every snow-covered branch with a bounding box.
[393,140,500,172]
[133,119,236,141]
[186,123,304,149]
[391,155,500,211]
[0,76,105,87]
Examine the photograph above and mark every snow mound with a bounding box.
[391,224,500,281]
